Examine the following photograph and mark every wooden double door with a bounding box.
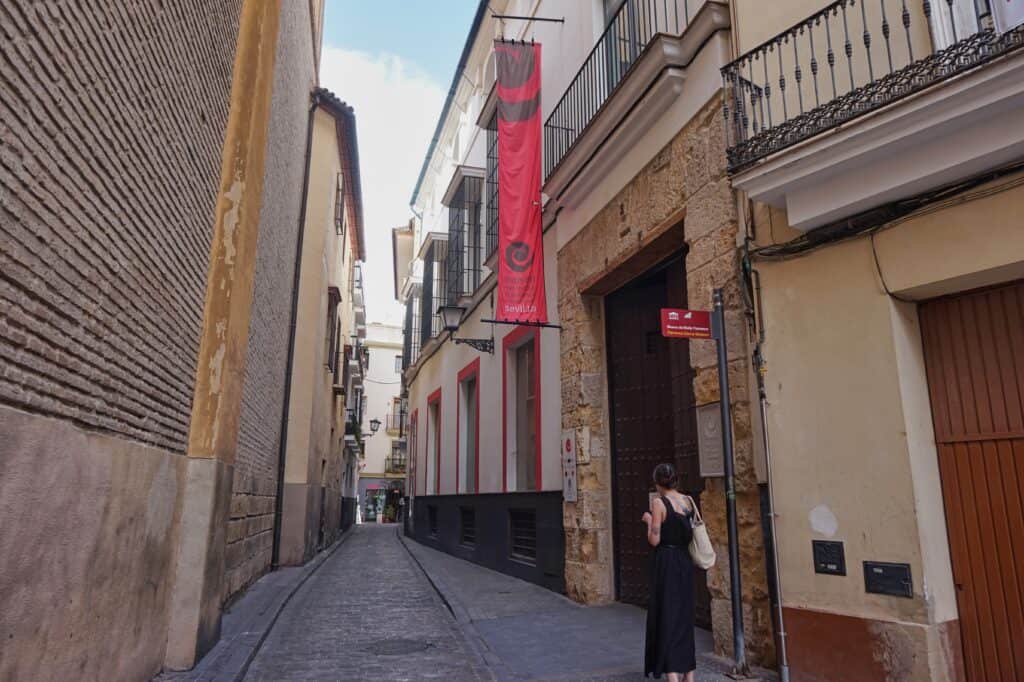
[605,254,710,627]
[920,281,1024,681]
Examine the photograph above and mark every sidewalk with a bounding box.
[401,533,765,681]
[156,532,354,682]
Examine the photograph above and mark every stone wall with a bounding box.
[558,95,775,665]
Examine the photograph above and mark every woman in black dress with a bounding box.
[642,463,696,681]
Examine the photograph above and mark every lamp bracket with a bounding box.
[453,337,494,354]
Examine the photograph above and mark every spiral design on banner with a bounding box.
[505,241,533,273]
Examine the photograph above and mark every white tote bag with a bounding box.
[686,495,716,570]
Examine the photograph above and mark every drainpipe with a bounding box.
[749,264,791,682]
[272,93,320,569]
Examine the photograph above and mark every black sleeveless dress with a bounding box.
[644,495,696,677]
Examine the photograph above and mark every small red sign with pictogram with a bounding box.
[660,308,712,339]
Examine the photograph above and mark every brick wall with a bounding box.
[0,0,243,452]
[0,0,322,608]
[225,0,317,599]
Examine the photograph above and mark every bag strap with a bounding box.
[686,495,703,524]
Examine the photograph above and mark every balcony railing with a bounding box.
[723,0,1023,171]
[544,0,704,179]
[385,412,404,434]
[386,442,407,474]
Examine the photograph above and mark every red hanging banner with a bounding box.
[494,41,547,324]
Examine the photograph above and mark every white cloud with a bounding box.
[319,47,445,326]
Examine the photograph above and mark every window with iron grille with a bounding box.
[410,289,421,363]
[402,287,416,371]
[326,287,341,372]
[332,320,342,385]
[509,509,537,564]
[446,175,483,304]
[419,241,446,349]
[460,507,476,547]
[485,116,499,259]
[428,505,439,538]
[334,173,346,237]
[349,261,362,300]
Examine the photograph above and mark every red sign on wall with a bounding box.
[660,308,712,339]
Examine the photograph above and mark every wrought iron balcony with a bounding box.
[723,0,1024,172]
[386,441,407,474]
[385,412,404,435]
[544,0,704,179]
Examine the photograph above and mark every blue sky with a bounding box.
[324,0,479,87]
[320,1,479,325]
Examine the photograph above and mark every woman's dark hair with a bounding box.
[653,463,678,490]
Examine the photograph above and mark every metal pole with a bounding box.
[713,288,748,676]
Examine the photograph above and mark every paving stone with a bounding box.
[243,525,491,681]
[402,536,748,681]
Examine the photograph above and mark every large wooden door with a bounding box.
[920,281,1024,682]
[606,255,710,626]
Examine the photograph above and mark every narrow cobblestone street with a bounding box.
[243,525,489,681]
[216,525,750,681]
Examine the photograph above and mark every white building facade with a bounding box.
[358,322,405,521]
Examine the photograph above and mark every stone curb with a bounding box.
[696,652,779,681]
[155,529,355,682]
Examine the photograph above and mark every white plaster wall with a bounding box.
[412,0,604,249]
[407,227,561,497]
[360,323,404,476]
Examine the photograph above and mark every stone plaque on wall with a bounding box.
[561,430,578,502]
[697,403,725,477]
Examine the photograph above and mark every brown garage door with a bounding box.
[920,281,1024,681]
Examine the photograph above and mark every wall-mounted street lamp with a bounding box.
[438,303,494,354]
[369,418,381,434]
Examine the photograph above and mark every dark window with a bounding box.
[334,173,346,237]
[485,116,499,259]
[460,507,476,547]
[446,175,483,304]
[509,509,537,564]
[428,505,439,538]
[402,285,422,372]
[420,242,446,348]
[332,320,342,385]
[326,287,341,372]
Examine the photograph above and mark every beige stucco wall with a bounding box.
[0,407,187,681]
[279,106,354,564]
[284,110,341,488]
[754,174,1024,631]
